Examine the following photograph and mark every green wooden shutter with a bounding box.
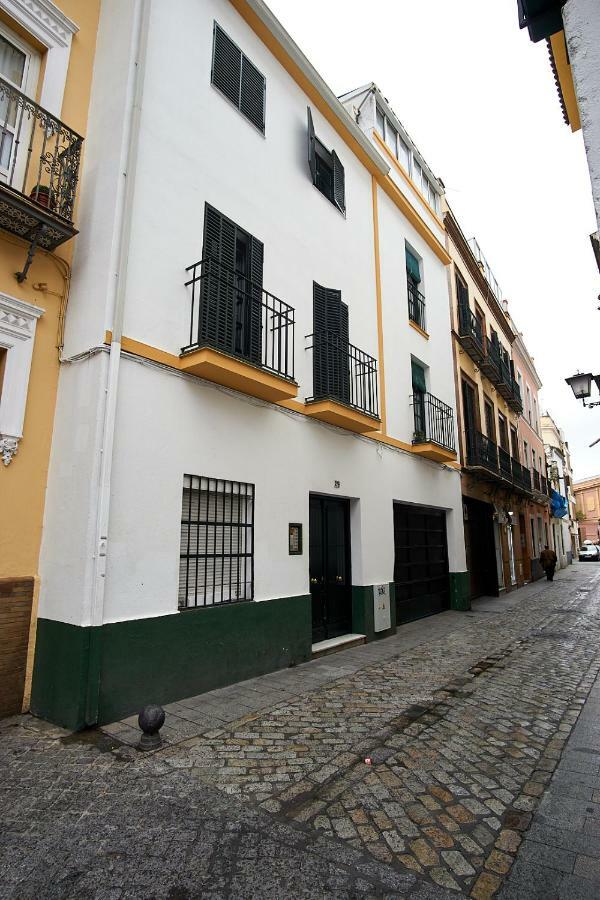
[212,24,242,108]
[307,107,316,185]
[240,55,265,132]
[332,149,346,215]
[406,248,421,283]
[201,204,236,352]
[248,235,264,365]
[411,361,426,393]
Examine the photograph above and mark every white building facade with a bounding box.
[541,413,578,568]
[31,0,467,730]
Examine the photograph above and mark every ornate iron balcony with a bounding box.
[407,281,426,332]
[532,469,541,492]
[0,76,82,277]
[498,445,513,481]
[183,257,295,382]
[412,391,455,452]
[307,331,379,419]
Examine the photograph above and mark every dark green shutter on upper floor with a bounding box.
[406,248,421,283]
[411,361,426,393]
[212,23,265,133]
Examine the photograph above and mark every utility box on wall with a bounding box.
[373,583,391,632]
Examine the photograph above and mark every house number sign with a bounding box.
[289,523,303,555]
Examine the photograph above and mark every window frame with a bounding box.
[178,474,255,610]
[211,22,266,135]
[307,106,345,215]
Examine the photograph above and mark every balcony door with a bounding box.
[0,25,39,188]
[312,283,350,404]
[309,495,352,643]
[201,204,263,365]
[461,377,478,461]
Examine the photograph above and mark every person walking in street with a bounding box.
[540,545,558,581]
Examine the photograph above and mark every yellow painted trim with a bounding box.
[228,0,450,266]
[409,319,430,341]
[229,0,383,179]
[411,442,458,464]
[106,332,298,403]
[373,132,444,229]
[108,333,457,467]
[304,399,381,434]
[550,31,581,133]
[180,347,298,402]
[371,177,386,433]
[378,174,451,265]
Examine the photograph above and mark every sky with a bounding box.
[267,0,600,480]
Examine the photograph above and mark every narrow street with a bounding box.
[3,564,600,899]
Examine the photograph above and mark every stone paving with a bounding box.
[2,563,600,898]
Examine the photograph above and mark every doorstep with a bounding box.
[311,633,366,659]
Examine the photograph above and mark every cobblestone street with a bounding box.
[3,564,600,898]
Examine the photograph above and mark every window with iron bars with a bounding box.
[178,475,254,609]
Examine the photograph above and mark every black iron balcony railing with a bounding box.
[407,281,426,332]
[532,469,541,492]
[412,391,455,452]
[479,335,502,383]
[457,301,486,366]
[307,331,379,418]
[509,378,523,413]
[498,445,512,481]
[0,76,82,270]
[513,461,532,493]
[184,257,295,381]
[541,475,548,496]
[466,430,499,473]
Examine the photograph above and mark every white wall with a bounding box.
[39,0,466,629]
[564,0,600,232]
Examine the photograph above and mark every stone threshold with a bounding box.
[311,633,366,659]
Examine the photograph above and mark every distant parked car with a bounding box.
[579,544,600,561]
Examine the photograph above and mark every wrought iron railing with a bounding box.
[541,475,548,496]
[510,377,523,412]
[532,469,541,492]
[0,76,82,222]
[457,301,484,349]
[466,430,499,473]
[513,461,532,493]
[184,257,295,381]
[498,445,512,481]
[407,281,426,332]
[307,331,379,418]
[412,391,455,452]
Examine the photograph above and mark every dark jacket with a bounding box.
[540,548,557,569]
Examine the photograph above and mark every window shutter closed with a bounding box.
[411,361,427,393]
[248,236,264,364]
[201,204,236,351]
[406,249,421,283]
[331,149,345,215]
[307,107,316,185]
[212,24,242,108]
[313,283,350,403]
[212,23,265,133]
[240,55,265,132]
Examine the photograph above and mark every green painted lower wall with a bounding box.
[31,594,312,730]
[449,571,471,611]
[352,583,396,640]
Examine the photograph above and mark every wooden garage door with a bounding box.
[0,578,33,717]
[393,504,450,625]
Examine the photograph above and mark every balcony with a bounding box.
[182,258,298,403]
[0,77,82,280]
[532,469,541,492]
[305,331,380,433]
[408,282,427,334]
[457,302,486,365]
[464,429,533,495]
[412,391,456,462]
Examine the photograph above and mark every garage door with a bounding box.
[0,578,33,718]
[393,504,450,625]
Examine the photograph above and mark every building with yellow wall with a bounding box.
[0,0,99,718]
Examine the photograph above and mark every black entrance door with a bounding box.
[463,496,498,599]
[309,496,352,643]
[393,503,450,624]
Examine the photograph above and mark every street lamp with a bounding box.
[565,372,600,408]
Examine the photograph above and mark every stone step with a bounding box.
[311,633,366,659]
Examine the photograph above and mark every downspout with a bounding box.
[85,0,151,725]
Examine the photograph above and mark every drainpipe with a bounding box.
[84,0,151,725]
